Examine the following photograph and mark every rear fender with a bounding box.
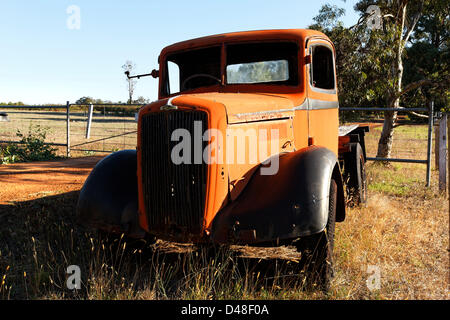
[211,146,345,244]
[76,150,144,238]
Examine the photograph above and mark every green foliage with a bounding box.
[311,4,345,30]
[310,0,449,157]
[403,0,450,111]
[0,125,59,164]
[73,96,145,117]
[310,0,449,110]
[0,101,25,106]
[93,105,140,117]
[75,96,114,105]
[75,96,95,105]
[0,145,18,164]
[309,5,384,108]
[133,96,150,104]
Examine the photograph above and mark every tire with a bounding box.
[343,142,367,206]
[296,179,337,291]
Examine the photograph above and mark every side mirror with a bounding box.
[125,69,159,80]
[150,69,159,78]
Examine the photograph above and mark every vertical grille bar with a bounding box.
[141,110,208,234]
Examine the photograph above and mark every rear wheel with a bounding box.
[295,179,337,291]
[343,142,367,206]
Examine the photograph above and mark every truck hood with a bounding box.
[169,92,305,124]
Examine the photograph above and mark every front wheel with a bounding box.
[295,179,336,291]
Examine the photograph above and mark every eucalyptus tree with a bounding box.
[311,0,448,159]
[353,0,429,158]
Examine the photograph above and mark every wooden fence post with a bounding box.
[66,101,71,158]
[438,114,447,191]
[448,116,450,240]
[426,102,434,187]
[435,123,439,170]
[85,104,93,139]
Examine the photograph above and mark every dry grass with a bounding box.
[0,124,448,300]
[332,162,448,299]
[0,109,137,157]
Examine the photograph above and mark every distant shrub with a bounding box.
[93,105,140,117]
[0,144,18,164]
[0,125,60,164]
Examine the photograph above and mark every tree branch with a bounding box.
[390,79,434,102]
[409,111,429,118]
[348,12,369,30]
[403,1,424,44]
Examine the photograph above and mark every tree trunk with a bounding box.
[376,109,398,158]
[376,3,407,159]
[376,60,403,158]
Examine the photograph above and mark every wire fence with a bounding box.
[0,105,69,150]
[0,102,439,185]
[340,107,432,161]
[0,103,143,158]
[69,104,142,155]
[339,105,434,186]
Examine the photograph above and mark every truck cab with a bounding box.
[77,29,368,289]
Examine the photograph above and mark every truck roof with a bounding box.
[160,29,330,56]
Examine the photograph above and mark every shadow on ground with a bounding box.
[0,191,308,299]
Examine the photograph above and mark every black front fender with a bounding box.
[76,150,144,238]
[211,146,344,244]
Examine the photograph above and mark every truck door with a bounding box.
[305,39,339,156]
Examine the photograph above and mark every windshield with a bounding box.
[226,42,298,86]
[163,41,298,96]
[227,60,289,84]
[165,46,221,95]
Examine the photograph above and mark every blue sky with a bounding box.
[0,0,361,104]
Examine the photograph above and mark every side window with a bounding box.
[167,61,180,94]
[310,45,335,90]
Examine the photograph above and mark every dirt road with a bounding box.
[0,156,103,204]
[0,156,302,261]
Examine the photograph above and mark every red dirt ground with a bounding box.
[0,155,302,260]
[0,155,308,262]
[0,156,104,204]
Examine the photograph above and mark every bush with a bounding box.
[0,145,18,164]
[0,125,60,164]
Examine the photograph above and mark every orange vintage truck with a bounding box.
[77,29,368,288]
